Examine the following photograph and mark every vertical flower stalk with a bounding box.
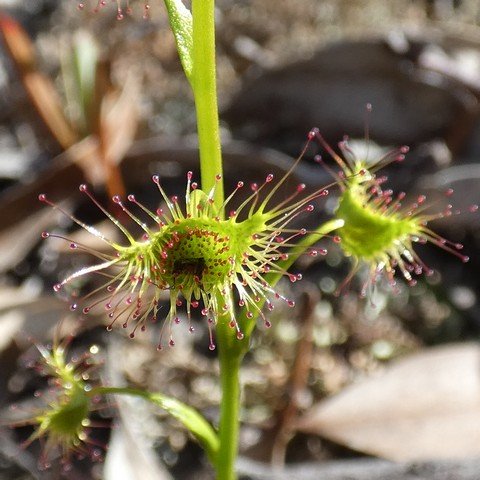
[191,0,224,207]
[190,4,233,472]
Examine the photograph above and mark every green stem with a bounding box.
[191,1,239,475]
[191,0,224,211]
[216,317,244,480]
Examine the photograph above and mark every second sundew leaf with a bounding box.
[163,0,193,82]
[0,14,78,149]
[311,128,474,297]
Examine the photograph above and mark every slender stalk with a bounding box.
[241,218,345,339]
[191,0,224,211]
[192,1,239,477]
[216,319,244,480]
[90,386,220,466]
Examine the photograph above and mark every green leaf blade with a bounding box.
[163,0,193,82]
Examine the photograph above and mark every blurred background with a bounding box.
[0,1,479,479]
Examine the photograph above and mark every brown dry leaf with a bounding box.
[104,423,173,480]
[0,14,78,149]
[103,339,173,480]
[99,75,139,167]
[98,75,139,197]
[0,287,70,351]
[0,138,103,272]
[65,134,104,185]
[0,208,53,272]
[296,343,480,461]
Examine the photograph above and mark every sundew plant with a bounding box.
[29,1,477,478]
